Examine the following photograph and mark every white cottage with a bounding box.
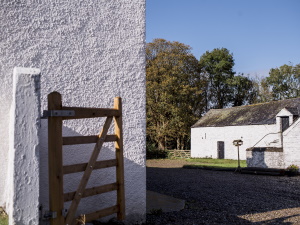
[191,98,300,168]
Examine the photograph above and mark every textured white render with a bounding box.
[246,150,284,168]
[283,118,300,167]
[0,0,146,223]
[7,68,41,225]
[191,124,278,160]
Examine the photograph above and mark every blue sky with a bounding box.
[146,0,300,78]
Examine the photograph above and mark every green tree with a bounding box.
[228,74,257,106]
[252,77,273,103]
[265,63,300,100]
[199,48,235,110]
[146,39,205,150]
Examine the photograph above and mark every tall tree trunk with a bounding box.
[180,137,184,150]
[164,136,167,150]
[158,139,165,150]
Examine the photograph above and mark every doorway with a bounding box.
[281,116,289,132]
[217,141,225,159]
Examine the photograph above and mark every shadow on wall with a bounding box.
[246,148,268,168]
[246,147,285,169]
[39,119,145,224]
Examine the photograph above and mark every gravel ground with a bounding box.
[146,159,300,225]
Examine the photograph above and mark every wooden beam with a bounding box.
[61,107,120,120]
[64,183,118,202]
[63,159,117,175]
[84,205,119,223]
[62,135,116,145]
[48,92,64,225]
[65,117,113,224]
[114,97,125,221]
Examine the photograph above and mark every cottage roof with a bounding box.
[192,98,300,128]
[284,107,299,115]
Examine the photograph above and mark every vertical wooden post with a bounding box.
[48,92,64,225]
[114,97,125,220]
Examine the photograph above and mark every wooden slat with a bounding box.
[114,97,125,220]
[62,135,117,145]
[64,183,118,202]
[48,92,64,225]
[84,205,119,223]
[63,159,117,174]
[65,117,113,224]
[61,106,120,120]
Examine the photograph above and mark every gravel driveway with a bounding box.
[146,159,300,225]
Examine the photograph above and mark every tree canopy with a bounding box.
[199,48,235,109]
[146,39,205,150]
[228,74,257,106]
[265,64,300,100]
[146,38,299,153]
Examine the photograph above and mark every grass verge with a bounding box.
[184,158,246,170]
[0,214,8,225]
[0,208,8,225]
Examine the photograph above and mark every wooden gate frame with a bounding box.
[48,92,125,225]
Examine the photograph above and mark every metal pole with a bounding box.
[237,145,240,169]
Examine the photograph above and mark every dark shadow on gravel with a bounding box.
[147,167,300,225]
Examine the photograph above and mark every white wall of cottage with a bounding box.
[283,118,300,167]
[191,124,278,160]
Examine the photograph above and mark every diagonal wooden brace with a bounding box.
[65,116,113,225]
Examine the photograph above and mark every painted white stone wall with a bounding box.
[253,132,282,148]
[191,124,277,160]
[0,0,146,223]
[6,68,41,225]
[283,118,300,167]
[246,150,284,168]
[245,117,300,169]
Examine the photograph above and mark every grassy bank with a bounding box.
[0,215,8,225]
[146,158,247,170]
[184,158,246,170]
[0,208,8,225]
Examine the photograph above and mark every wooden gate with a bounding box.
[47,92,125,225]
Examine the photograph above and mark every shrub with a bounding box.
[146,149,168,159]
[286,164,299,176]
[286,164,299,172]
[146,142,168,159]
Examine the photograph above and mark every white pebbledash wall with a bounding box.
[0,0,146,224]
[191,124,278,160]
[283,118,300,167]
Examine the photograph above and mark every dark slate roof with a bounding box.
[192,98,300,128]
[285,107,299,115]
